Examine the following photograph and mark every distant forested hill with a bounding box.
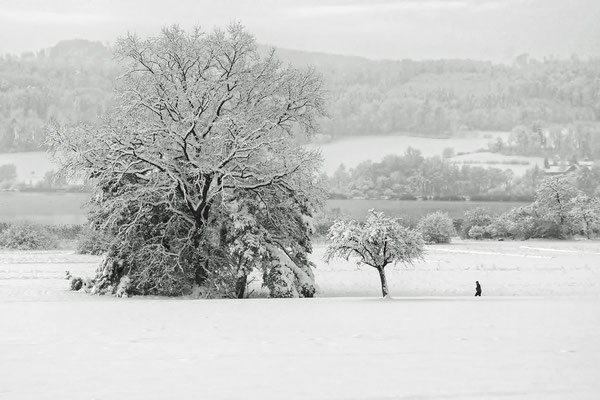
[1,40,600,152]
[0,40,119,151]
[304,52,600,141]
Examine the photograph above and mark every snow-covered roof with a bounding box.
[544,164,578,175]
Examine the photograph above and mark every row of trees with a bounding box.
[458,176,600,240]
[412,175,600,243]
[325,149,600,200]
[4,39,600,152]
[487,122,600,160]
[315,54,600,139]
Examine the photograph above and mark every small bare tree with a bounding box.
[325,210,424,298]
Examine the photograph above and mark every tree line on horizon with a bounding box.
[2,40,600,153]
[325,148,600,201]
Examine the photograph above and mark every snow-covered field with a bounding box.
[1,240,599,399]
[315,239,600,297]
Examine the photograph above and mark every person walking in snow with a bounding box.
[475,281,482,297]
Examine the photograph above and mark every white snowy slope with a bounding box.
[1,240,599,399]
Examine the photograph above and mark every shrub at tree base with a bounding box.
[70,277,84,291]
[114,276,131,298]
[263,245,317,298]
[468,225,486,240]
[462,207,494,239]
[418,211,455,244]
[501,205,539,239]
[483,217,508,239]
[0,223,58,250]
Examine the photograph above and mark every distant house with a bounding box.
[579,160,595,169]
[544,164,578,175]
[544,160,594,176]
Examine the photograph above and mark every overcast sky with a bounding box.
[1,0,600,62]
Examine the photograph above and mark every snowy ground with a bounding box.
[1,240,599,399]
[313,239,600,297]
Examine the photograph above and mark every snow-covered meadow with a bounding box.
[1,240,600,399]
[314,239,600,297]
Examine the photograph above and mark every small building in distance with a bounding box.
[544,160,595,176]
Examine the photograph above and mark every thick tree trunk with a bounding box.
[194,262,208,285]
[585,220,591,239]
[377,267,389,298]
[191,231,208,285]
[235,274,248,299]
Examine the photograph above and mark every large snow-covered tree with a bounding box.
[49,24,326,297]
[325,211,424,298]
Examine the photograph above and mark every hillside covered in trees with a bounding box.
[0,40,119,151]
[1,40,600,153]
